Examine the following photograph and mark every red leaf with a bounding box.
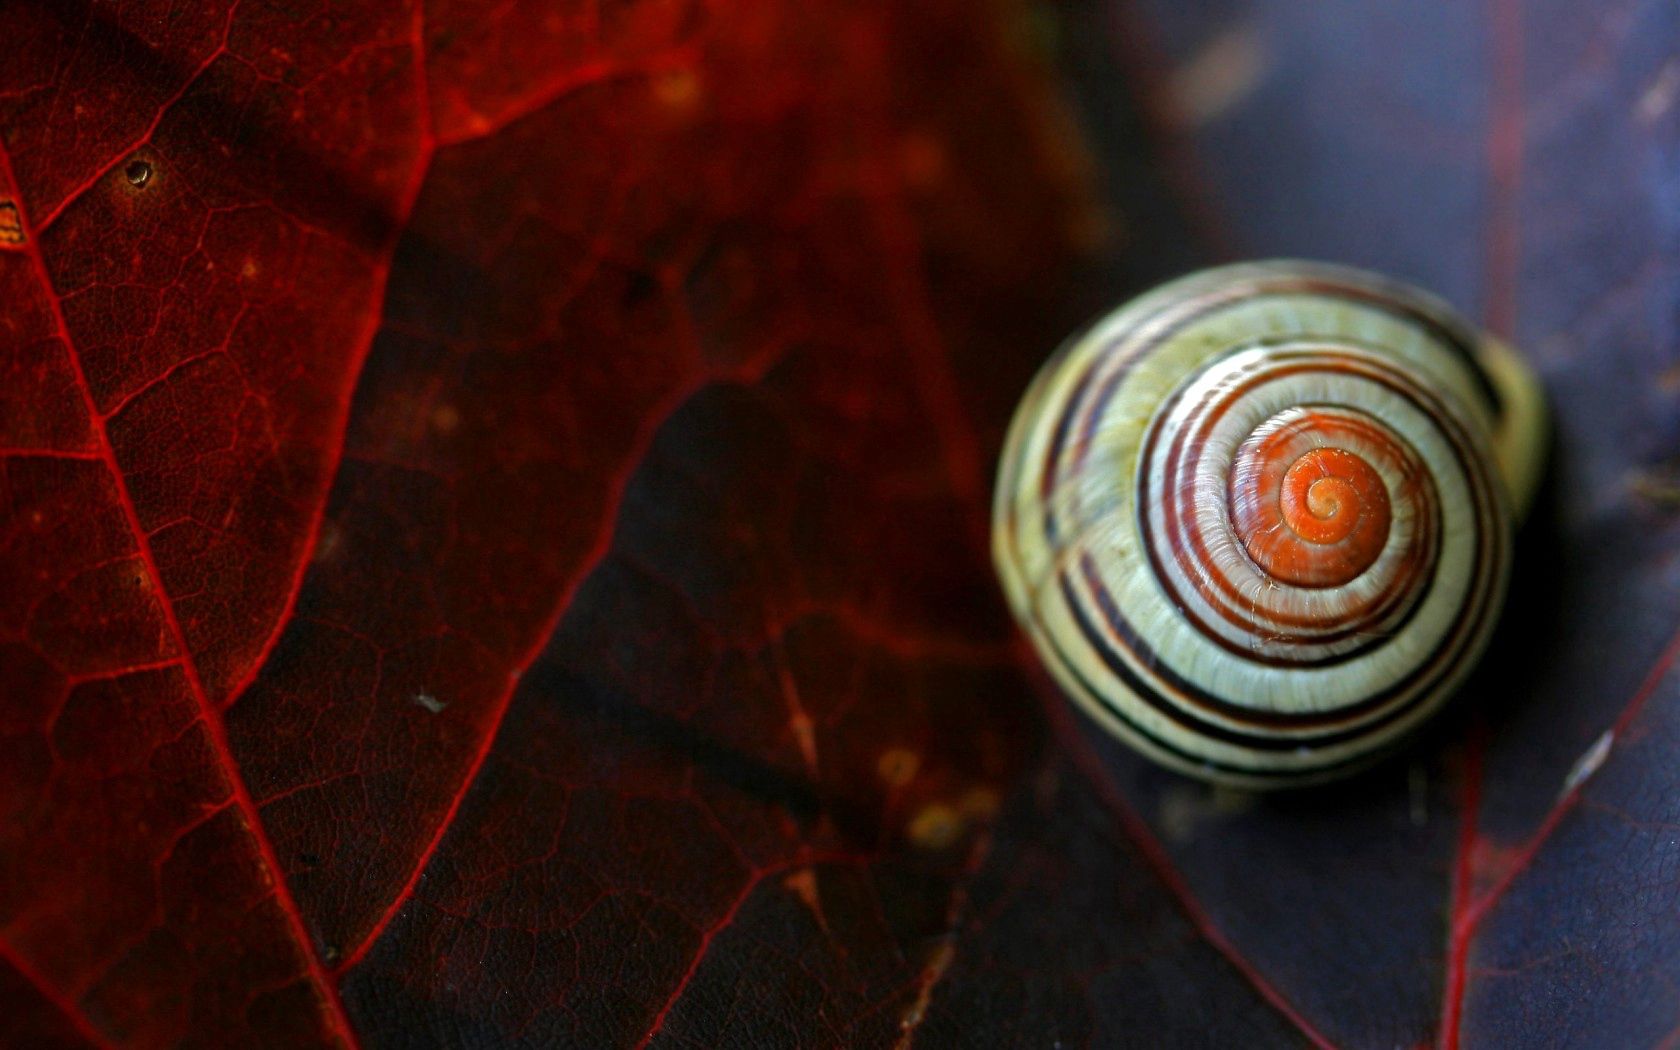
[3,0,1675,1047]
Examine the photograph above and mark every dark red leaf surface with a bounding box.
[1,0,1675,1047]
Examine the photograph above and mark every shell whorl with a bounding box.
[993,261,1545,787]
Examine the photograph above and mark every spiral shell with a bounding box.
[994,261,1545,787]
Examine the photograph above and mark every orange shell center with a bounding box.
[1235,443,1393,588]
[1281,448,1387,544]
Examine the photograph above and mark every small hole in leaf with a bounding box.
[125,160,153,188]
[621,269,659,308]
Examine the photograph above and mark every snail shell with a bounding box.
[994,261,1545,787]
